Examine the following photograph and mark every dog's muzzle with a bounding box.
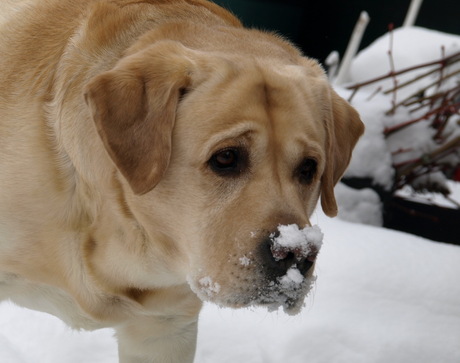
[259,230,319,280]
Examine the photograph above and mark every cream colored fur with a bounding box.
[0,1,364,362]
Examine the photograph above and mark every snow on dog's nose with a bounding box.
[189,224,324,314]
[253,224,324,314]
[262,224,323,279]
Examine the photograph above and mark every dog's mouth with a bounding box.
[187,264,317,315]
[253,265,317,314]
[187,224,322,315]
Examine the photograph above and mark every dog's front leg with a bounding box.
[116,313,199,363]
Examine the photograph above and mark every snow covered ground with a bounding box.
[1,209,459,363]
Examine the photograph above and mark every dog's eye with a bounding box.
[296,158,317,184]
[209,148,246,176]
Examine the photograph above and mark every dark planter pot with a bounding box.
[384,197,460,245]
[342,177,459,245]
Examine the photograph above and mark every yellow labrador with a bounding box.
[0,0,364,361]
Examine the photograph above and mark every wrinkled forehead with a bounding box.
[177,58,329,156]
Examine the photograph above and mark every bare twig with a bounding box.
[334,11,370,86]
[387,24,398,115]
[384,101,460,136]
[382,66,439,94]
[403,0,423,27]
[347,51,460,90]
[366,86,383,101]
[436,46,446,91]
[386,69,460,114]
[395,136,460,179]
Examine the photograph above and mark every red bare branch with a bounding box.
[347,51,460,90]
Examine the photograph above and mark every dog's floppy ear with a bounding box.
[321,89,364,217]
[84,42,193,195]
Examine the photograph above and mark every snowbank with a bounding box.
[341,27,460,194]
[350,27,460,86]
[334,183,383,226]
[1,211,459,363]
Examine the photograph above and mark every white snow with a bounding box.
[342,27,460,194]
[270,224,323,260]
[257,224,324,315]
[1,210,460,363]
[338,88,396,188]
[198,276,221,298]
[239,256,252,266]
[334,183,383,226]
[278,265,304,287]
[396,179,460,208]
[349,26,460,88]
[221,224,325,316]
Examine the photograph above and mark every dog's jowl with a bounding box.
[0,0,364,361]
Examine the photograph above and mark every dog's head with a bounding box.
[84,38,363,313]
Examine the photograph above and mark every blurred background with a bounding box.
[211,0,460,64]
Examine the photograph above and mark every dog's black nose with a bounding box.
[259,231,318,279]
